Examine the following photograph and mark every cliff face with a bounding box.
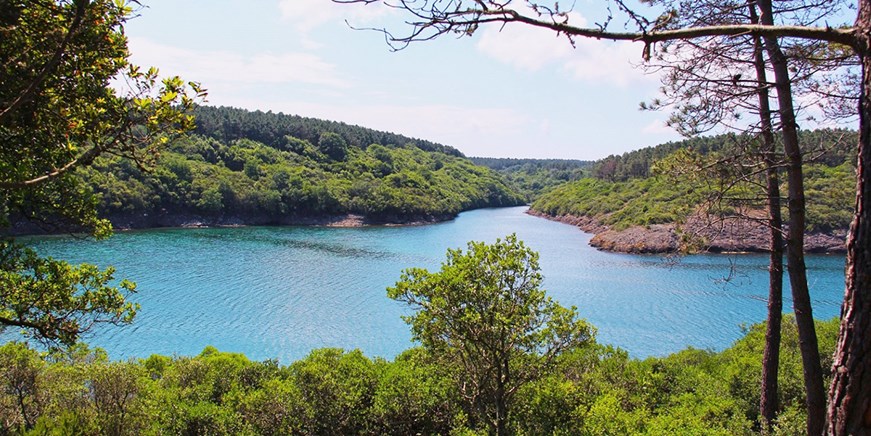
[528,210,846,254]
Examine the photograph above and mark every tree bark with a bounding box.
[757,1,826,434]
[750,3,784,428]
[827,2,871,434]
[495,357,508,436]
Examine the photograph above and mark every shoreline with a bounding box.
[110,211,458,230]
[526,209,847,254]
[7,211,458,237]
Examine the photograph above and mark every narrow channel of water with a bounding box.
[20,206,845,362]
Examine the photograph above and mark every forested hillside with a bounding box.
[192,106,463,157]
[79,106,523,228]
[591,129,856,181]
[530,129,856,252]
[470,157,593,201]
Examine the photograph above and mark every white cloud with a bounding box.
[475,11,656,87]
[299,102,528,144]
[641,118,675,135]
[278,0,390,33]
[127,37,351,89]
[476,20,574,71]
[562,39,651,87]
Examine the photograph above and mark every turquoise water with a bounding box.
[22,206,845,362]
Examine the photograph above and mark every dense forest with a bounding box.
[0,316,838,435]
[469,157,593,202]
[590,129,856,182]
[192,106,463,158]
[77,106,524,228]
[531,129,856,235]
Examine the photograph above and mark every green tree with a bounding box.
[388,234,593,435]
[318,131,349,161]
[0,0,204,346]
[0,242,137,347]
[0,342,45,431]
[289,348,380,435]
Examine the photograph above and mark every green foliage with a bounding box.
[289,348,381,434]
[470,157,593,201]
[0,0,202,346]
[531,176,700,230]
[193,105,463,157]
[804,163,855,232]
[591,129,856,182]
[0,316,842,435]
[0,0,204,234]
[532,134,856,233]
[0,241,138,348]
[371,348,459,435]
[389,235,594,434]
[318,131,349,161]
[82,111,525,224]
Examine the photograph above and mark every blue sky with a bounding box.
[121,1,829,160]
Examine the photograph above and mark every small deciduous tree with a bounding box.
[388,234,593,436]
[318,131,349,161]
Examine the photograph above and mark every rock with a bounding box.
[590,224,679,253]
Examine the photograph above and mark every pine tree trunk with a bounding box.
[757,1,826,433]
[750,4,784,425]
[760,156,785,430]
[826,3,871,433]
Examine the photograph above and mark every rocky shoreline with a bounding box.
[107,211,457,230]
[7,211,456,236]
[526,209,847,254]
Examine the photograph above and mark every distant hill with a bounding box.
[79,106,524,229]
[529,129,856,253]
[193,105,464,157]
[470,157,594,202]
[591,128,856,181]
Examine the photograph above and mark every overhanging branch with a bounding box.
[335,0,859,51]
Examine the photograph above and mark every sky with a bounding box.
[121,0,846,160]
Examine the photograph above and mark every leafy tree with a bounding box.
[470,157,593,201]
[193,105,463,157]
[0,317,845,434]
[0,0,204,346]
[318,131,349,161]
[388,234,593,435]
[289,348,381,435]
[0,242,137,347]
[0,342,45,430]
[371,348,459,435]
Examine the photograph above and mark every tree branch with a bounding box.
[335,1,858,49]
[0,0,90,121]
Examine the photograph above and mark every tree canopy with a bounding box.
[74,106,524,227]
[389,234,593,434]
[0,0,203,346]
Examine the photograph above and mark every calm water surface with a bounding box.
[24,206,846,362]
